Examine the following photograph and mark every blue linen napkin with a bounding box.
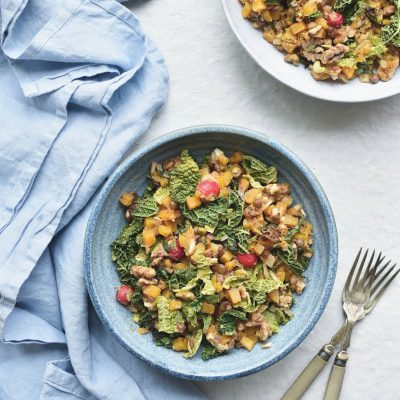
[0,1,207,398]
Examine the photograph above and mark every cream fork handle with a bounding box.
[323,320,355,400]
[280,345,334,400]
[281,321,348,400]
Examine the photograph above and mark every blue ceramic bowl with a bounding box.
[84,125,338,380]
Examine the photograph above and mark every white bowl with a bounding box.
[221,0,400,102]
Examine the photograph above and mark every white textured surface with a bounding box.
[127,1,400,399]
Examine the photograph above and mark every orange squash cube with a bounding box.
[172,337,189,352]
[186,195,202,210]
[143,285,161,299]
[291,22,307,35]
[158,224,172,237]
[143,229,156,248]
[240,335,258,351]
[201,302,216,315]
[169,300,183,310]
[227,288,242,305]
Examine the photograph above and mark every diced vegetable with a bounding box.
[119,192,135,207]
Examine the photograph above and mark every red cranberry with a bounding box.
[196,180,220,199]
[237,253,258,268]
[168,238,185,261]
[116,285,134,305]
[327,11,344,28]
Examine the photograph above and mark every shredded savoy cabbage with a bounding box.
[111,149,314,359]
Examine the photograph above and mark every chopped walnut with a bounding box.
[131,266,156,279]
[206,326,235,352]
[290,275,306,294]
[138,277,158,286]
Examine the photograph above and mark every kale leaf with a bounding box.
[169,150,201,203]
[218,309,247,335]
[242,155,277,185]
[168,269,198,291]
[277,244,307,276]
[130,197,158,218]
[201,344,227,361]
[181,197,228,229]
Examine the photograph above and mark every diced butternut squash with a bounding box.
[240,335,258,351]
[316,16,329,30]
[143,229,156,248]
[301,221,313,234]
[138,327,149,335]
[249,242,265,256]
[220,171,233,187]
[164,258,173,268]
[291,22,307,35]
[243,218,252,230]
[119,192,135,207]
[252,0,267,12]
[227,288,242,305]
[262,10,273,22]
[245,188,262,204]
[143,285,161,299]
[158,224,172,237]
[211,274,223,293]
[302,0,318,16]
[241,2,252,19]
[220,250,233,264]
[263,29,275,43]
[281,195,293,206]
[186,195,202,210]
[157,209,176,221]
[201,302,216,315]
[276,266,286,282]
[342,66,356,80]
[162,288,171,298]
[174,262,189,270]
[161,196,172,208]
[169,300,183,310]
[281,215,299,228]
[267,289,280,304]
[144,217,155,229]
[225,260,236,271]
[173,337,189,352]
[276,201,288,215]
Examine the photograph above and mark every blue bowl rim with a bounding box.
[84,124,338,381]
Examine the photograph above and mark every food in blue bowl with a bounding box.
[84,125,338,380]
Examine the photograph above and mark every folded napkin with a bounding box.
[0,1,206,398]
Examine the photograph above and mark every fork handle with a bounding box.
[323,351,349,400]
[281,345,335,400]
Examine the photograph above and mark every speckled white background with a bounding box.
[126,1,400,398]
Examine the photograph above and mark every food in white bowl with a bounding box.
[240,0,400,83]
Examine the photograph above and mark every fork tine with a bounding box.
[363,251,387,288]
[359,249,376,287]
[343,247,362,297]
[373,259,392,282]
[371,263,397,296]
[367,267,400,313]
[353,249,369,290]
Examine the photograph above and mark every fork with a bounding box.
[281,249,398,400]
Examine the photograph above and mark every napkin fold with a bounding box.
[0,1,206,398]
